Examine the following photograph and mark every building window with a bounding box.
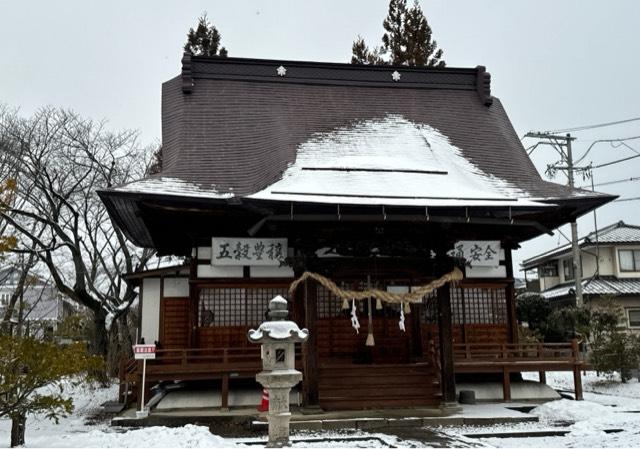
[628,309,640,328]
[540,263,559,277]
[198,286,288,327]
[563,259,574,281]
[619,249,640,272]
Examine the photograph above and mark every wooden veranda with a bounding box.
[120,273,585,410]
[120,339,584,409]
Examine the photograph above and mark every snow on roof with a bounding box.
[248,115,549,208]
[113,176,233,200]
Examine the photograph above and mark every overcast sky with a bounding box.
[2,0,639,274]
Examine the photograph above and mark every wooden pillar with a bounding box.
[411,304,423,359]
[188,255,198,348]
[221,374,230,410]
[504,247,518,344]
[572,339,584,400]
[302,279,319,406]
[573,367,583,401]
[437,280,457,404]
[502,367,511,401]
[539,371,547,384]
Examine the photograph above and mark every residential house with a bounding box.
[522,221,640,330]
[0,265,75,338]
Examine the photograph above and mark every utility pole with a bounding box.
[524,132,584,307]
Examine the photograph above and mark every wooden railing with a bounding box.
[451,339,584,401]
[453,340,580,364]
[151,347,261,366]
[120,346,307,408]
[119,347,267,408]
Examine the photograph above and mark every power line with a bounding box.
[574,136,640,165]
[591,152,640,169]
[546,116,640,134]
[579,176,640,189]
[613,196,640,203]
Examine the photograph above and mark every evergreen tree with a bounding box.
[351,36,384,65]
[0,336,102,447]
[351,0,445,67]
[381,0,408,64]
[184,13,228,57]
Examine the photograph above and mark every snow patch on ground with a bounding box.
[38,425,234,448]
[531,398,615,422]
[4,371,640,448]
[0,380,118,448]
[445,371,640,448]
[523,370,640,399]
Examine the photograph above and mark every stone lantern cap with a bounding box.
[248,296,309,343]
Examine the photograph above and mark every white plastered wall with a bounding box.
[140,278,160,343]
[163,277,189,297]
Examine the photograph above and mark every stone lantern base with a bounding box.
[256,371,303,447]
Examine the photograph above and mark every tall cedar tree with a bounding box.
[184,13,228,57]
[351,0,445,67]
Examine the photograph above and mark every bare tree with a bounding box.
[0,107,154,360]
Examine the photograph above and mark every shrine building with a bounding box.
[100,55,614,411]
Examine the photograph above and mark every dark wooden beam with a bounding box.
[539,371,547,384]
[302,278,319,406]
[410,302,423,359]
[437,272,456,404]
[502,367,511,401]
[572,339,584,401]
[504,247,518,343]
[188,257,198,348]
[221,374,229,410]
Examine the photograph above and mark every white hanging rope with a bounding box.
[350,299,360,334]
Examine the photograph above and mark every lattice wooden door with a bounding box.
[160,297,190,349]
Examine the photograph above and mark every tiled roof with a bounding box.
[522,221,640,269]
[541,276,640,300]
[99,55,615,249]
[124,55,610,203]
[584,222,640,244]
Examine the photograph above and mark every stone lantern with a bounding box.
[248,295,309,448]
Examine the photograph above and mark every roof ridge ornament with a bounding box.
[391,70,401,82]
[277,65,287,77]
[475,65,492,106]
[181,52,194,94]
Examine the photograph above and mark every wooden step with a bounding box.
[320,397,441,410]
[317,363,441,410]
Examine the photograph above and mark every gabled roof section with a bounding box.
[522,221,640,269]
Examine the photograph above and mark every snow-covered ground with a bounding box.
[442,371,640,448]
[2,371,639,448]
[0,381,236,448]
